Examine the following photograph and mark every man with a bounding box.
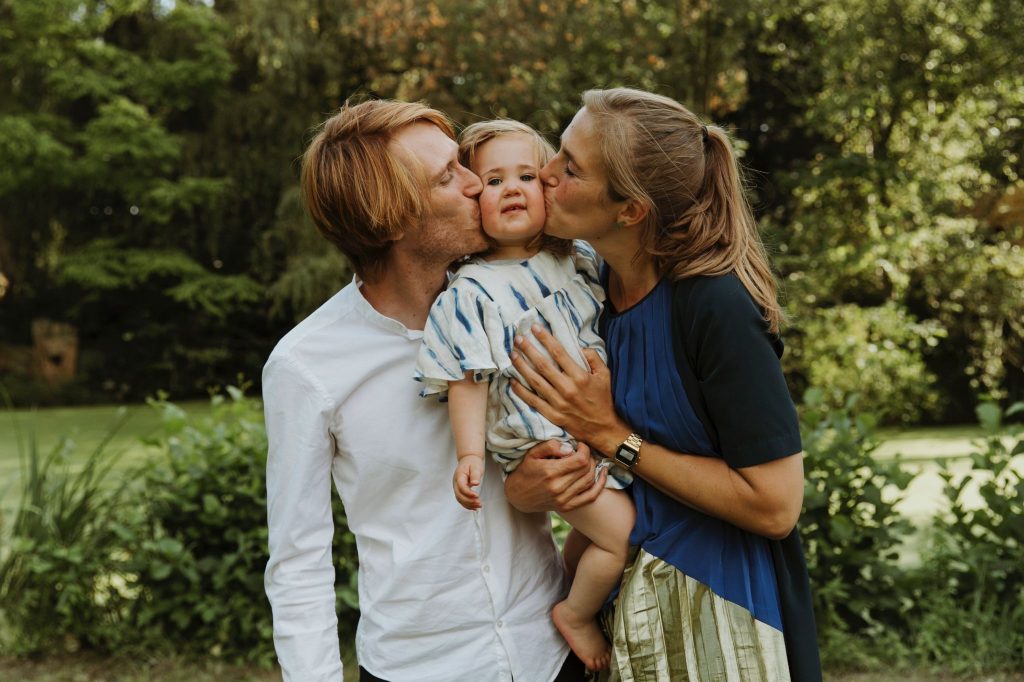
[262,99,596,681]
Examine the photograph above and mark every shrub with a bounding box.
[0,389,360,664]
[123,387,359,664]
[907,401,1024,673]
[798,389,916,668]
[787,303,945,425]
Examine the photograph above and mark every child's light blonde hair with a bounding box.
[459,119,574,258]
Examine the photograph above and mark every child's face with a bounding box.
[471,134,546,248]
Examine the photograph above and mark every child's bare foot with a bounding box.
[552,599,611,671]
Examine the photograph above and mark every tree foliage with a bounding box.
[1,0,1021,417]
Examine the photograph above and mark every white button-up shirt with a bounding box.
[263,280,569,682]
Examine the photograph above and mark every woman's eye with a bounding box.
[565,164,576,177]
[440,173,453,186]
[487,177,502,186]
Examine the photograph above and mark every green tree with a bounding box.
[739,0,1024,420]
[0,0,263,399]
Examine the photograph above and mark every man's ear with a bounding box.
[616,198,649,230]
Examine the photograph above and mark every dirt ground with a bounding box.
[1,655,1021,682]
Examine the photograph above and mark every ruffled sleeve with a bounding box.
[414,279,510,399]
[571,240,606,304]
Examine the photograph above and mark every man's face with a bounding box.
[389,122,487,265]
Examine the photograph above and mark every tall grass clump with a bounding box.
[0,410,134,654]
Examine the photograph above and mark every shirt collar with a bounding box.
[349,276,425,340]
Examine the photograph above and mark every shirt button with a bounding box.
[483,565,491,573]
[496,620,503,628]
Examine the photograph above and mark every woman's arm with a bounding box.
[622,435,803,540]
[510,327,804,539]
[448,376,488,510]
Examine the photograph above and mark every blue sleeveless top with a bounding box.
[600,278,784,631]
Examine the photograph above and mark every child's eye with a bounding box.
[520,174,536,182]
[487,177,502,186]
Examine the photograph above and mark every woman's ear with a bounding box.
[616,198,649,230]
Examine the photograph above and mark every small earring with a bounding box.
[614,221,625,229]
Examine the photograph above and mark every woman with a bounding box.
[504,88,822,681]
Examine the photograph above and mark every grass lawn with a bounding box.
[1,406,1004,520]
[874,423,1023,531]
[0,655,283,682]
[875,423,993,460]
[0,401,212,515]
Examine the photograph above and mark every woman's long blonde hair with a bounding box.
[582,88,785,332]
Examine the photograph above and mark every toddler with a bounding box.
[414,119,636,671]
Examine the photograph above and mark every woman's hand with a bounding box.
[510,325,626,455]
[504,440,607,514]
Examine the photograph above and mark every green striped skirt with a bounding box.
[598,549,791,682]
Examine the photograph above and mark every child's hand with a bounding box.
[453,455,485,510]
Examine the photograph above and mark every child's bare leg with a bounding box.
[562,527,590,580]
[553,488,635,671]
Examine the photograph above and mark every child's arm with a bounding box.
[448,375,488,510]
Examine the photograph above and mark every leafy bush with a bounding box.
[122,388,358,663]
[119,389,274,661]
[906,401,1024,673]
[5,387,1021,675]
[0,389,359,664]
[787,303,945,425]
[798,389,916,668]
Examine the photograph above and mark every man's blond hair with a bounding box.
[301,99,455,283]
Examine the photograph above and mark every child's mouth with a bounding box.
[501,203,527,214]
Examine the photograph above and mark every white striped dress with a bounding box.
[414,241,631,488]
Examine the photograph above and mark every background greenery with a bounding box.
[1,0,1022,423]
[2,0,1023,678]
[1,393,1021,676]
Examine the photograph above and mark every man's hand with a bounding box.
[454,455,485,510]
[504,440,607,514]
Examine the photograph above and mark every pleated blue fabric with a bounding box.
[600,278,784,631]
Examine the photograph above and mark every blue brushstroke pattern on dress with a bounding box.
[414,243,631,488]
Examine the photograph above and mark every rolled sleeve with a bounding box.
[263,353,343,681]
[683,276,802,468]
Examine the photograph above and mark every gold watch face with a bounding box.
[615,440,640,467]
[614,433,643,468]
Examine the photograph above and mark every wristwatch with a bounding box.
[613,432,644,470]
